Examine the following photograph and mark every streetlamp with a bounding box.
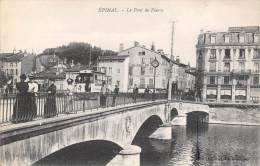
[151,57,159,100]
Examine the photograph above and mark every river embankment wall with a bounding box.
[208,106,260,126]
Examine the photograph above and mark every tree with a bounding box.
[40,42,117,66]
[0,71,8,88]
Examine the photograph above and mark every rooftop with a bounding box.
[99,55,129,61]
[0,53,24,62]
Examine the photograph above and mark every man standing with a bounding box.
[112,84,119,106]
[100,81,108,107]
[133,84,139,103]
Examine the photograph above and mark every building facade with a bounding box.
[117,42,171,93]
[196,26,260,103]
[98,55,129,92]
[98,42,195,94]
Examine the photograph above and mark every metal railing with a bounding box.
[0,92,167,124]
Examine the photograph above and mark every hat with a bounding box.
[20,74,27,80]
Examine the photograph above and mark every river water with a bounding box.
[35,124,260,166]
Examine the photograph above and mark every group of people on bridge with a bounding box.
[12,74,57,123]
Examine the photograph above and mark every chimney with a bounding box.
[119,43,124,52]
[151,42,155,51]
[176,56,180,63]
[134,41,139,47]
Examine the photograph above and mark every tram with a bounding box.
[73,69,111,93]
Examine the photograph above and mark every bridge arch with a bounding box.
[170,108,178,120]
[186,111,209,124]
[34,140,123,166]
[132,115,163,142]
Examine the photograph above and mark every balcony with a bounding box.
[253,55,260,60]
[231,69,251,75]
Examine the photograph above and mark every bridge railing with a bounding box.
[0,92,167,124]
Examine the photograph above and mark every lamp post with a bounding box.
[151,57,159,100]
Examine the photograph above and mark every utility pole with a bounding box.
[89,46,92,68]
[168,21,175,101]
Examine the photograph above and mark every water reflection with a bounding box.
[139,124,260,166]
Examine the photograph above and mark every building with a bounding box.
[196,26,260,103]
[117,42,171,93]
[98,42,195,94]
[0,52,36,85]
[98,55,129,92]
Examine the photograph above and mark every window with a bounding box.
[254,35,260,43]
[117,68,120,73]
[224,35,230,43]
[210,36,216,44]
[10,63,13,67]
[102,67,107,74]
[141,58,145,64]
[109,67,112,74]
[239,62,245,72]
[129,78,133,86]
[224,49,230,59]
[139,51,145,56]
[162,79,166,88]
[108,78,112,85]
[209,76,216,85]
[140,78,145,88]
[210,49,216,59]
[253,49,260,59]
[224,76,230,85]
[239,35,245,43]
[198,50,203,59]
[149,78,153,88]
[239,49,245,59]
[224,62,230,72]
[10,69,13,75]
[129,66,133,75]
[149,67,153,74]
[253,77,259,85]
[141,66,145,75]
[254,63,259,72]
[117,80,120,86]
[209,62,216,72]
[15,69,18,75]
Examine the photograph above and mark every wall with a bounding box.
[209,106,260,125]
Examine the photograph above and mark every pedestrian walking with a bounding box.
[112,84,119,106]
[144,86,151,100]
[44,78,57,118]
[100,81,108,107]
[12,74,30,123]
[133,84,139,103]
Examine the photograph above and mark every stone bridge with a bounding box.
[0,100,209,166]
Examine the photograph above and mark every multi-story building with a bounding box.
[0,52,36,85]
[98,42,195,93]
[98,55,129,92]
[118,42,171,93]
[196,26,260,103]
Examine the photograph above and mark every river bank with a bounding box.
[208,106,260,126]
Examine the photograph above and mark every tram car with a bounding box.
[68,69,111,93]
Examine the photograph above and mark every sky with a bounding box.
[1,0,260,66]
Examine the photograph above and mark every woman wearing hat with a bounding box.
[12,74,30,123]
[44,78,57,118]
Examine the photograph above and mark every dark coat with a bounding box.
[44,84,57,118]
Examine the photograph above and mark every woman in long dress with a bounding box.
[44,78,57,118]
[12,74,30,123]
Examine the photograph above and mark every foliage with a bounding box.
[41,42,117,66]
